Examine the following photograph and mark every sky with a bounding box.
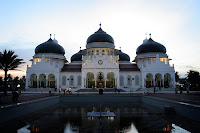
[0,0,200,78]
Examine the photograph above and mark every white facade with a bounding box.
[26,27,175,91]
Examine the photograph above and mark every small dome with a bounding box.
[35,37,65,55]
[136,38,166,54]
[86,27,114,49]
[115,50,130,61]
[71,50,83,62]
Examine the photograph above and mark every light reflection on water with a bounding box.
[4,104,198,133]
[171,124,191,133]
[121,123,139,133]
[64,123,79,133]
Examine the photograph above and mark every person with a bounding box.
[175,88,178,94]
[41,87,43,93]
[59,86,61,93]
[66,88,68,94]
[12,91,19,103]
[114,87,117,93]
[49,88,51,95]
[18,89,21,95]
[69,87,72,94]
[54,87,57,92]
[186,86,189,93]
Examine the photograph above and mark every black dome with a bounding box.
[136,38,166,54]
[71,50,83,62]
[115,50,130,61]
[35,38,65,55]
[87,28,114,44]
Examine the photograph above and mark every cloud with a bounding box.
[185,65,197,69]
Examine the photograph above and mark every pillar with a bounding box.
[56,75,59,89]
[105,79,106,88]
[37,75,39,88]
[46,76,48,88]
[25,74,29,88]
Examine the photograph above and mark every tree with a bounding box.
[186,70,200,90]
[0,50,24,95]
[0,76,3,91]
[175,71,180,82]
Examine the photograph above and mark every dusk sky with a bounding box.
[0,0,200,78]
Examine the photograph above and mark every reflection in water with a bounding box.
[7,104,197,133]
[171,124,191,133]
[121,123,139,133]
[64,123,79,133]
[17,124,31,133]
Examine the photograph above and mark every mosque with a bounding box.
[25,25,175,91]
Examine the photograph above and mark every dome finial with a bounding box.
[50,34,52,39]
[145,33,147,39]
[120,47,121,50]
[99,22,101,28]
[80,47,81,50]
[149,33,151,38]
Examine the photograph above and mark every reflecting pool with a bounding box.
[1,103,199,133]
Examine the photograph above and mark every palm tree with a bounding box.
[0,50,24,95]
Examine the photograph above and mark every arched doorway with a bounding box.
[155,73,162,87]
[48,74,55,88]
[39,74,46,88]
[164,73,171,88]
[86,72,95,88]
[127,75,132,86]
[146,73,153,88]
[30,74,37,88]
[96,72,105,88]
[120,75,124,87]
[106,72,115,88]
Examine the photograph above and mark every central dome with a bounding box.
[86,26,115,49]
[87,28,114,44]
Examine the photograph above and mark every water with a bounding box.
[1,103,199,133]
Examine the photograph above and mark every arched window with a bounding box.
[69,76,74,86]
[62,76,66,86]
[135,75,139,85]
[77,75,81,86]
[120,75,124,86]
[127,75,132,86]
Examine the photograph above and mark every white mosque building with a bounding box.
[25,25,175,91]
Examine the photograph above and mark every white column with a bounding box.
[56,75,59,89]
[81,76,84,88]
[105,79,106,88]
[37,75,39,88]
[117,77,120,88]
[153,74,155,87]
[141,74,144,88]
[46,76,48,88]
[25,74,29,88]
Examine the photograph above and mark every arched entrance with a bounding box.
[155,73,162,87]
[48,74,55,88]
[96,72,105,88]
[146,73,153,88]
[127,75,132,86]
[106,72,115,88]
[39,74,46,88]
[86,72,95,88]
[120,75,124,87]
[30,74,37,88]
[164,73,171,88]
